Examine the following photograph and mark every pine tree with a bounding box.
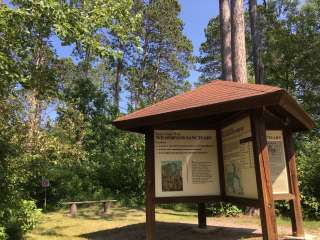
[249,0,264,84]
[197,17,222,84]
[125,0,194,108]
[219,0,233,81]
[231,0,248,83]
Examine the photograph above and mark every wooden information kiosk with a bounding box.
[113,80,314,240]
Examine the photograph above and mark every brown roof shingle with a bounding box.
[113,80,314,132]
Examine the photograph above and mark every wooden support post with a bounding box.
[217,128,226,199]
[145,129,156,240]
[70,203,77,217]
[283,129,304,237]
[197,203,207,229]
[251,110,278,240]
[102,201,111,215]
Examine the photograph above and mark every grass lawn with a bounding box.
[27,205,320,240]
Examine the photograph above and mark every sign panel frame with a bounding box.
[221,115,259,200]
[154,129,221,198]
[266,130,290,194]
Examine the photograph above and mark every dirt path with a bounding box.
[206,216,319,240]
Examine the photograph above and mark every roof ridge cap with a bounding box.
[217,81,282,93]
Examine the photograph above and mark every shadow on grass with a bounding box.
[68,206,134,221]
[79,221,262,240]
[39,229,66,237]
[156,211,197,218]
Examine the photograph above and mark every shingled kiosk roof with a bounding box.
[113,80,314,132]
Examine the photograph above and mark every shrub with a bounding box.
[0,226,7,240]
[300,194,320,220]
[18,200,42,233]
[209,202,242,217]
[296,134,320,220]
[3,200,41,239]
[275,200,290,217]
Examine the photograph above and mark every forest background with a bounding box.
[1,0,320,239]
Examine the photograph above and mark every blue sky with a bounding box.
[179,0,219,83]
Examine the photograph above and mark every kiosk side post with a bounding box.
[283,129,304,237]
[197,203,207,228]
[251,110,278,240]
[145,129,156,240]
[216,128,226,198]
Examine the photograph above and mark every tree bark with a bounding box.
[114,57,122,111]
[26,89,41,153]
[249,0,264,84]
[231,0,248,83]
[219,0,233,81]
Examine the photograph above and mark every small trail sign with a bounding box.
[41,178,50,211]
[42,179,50,188]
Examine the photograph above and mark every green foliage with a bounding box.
[160,202,242,218]
[197,16,222,84]
[208,202,242,217]
[160,203,197,212]
[262,0,320,218]
[0,0,143,238]
[1,200,41,240]
[275,201,290,217]
[0,227,7,240]
[16,200,42,233]
[96,129,145,206]
[300,194,320,220]
[296,134,320,219]
[56,0,141,59]
[125,0,194,108]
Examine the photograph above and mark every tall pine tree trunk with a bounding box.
[114,57,122,111]
[249,0,264,84]
[219,0,233,81]
[231,0,248,83]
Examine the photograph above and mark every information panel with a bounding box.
[222,117,258,199]
[154,130,220,197]
[266,130,290,194]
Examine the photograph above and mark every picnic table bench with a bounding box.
[62,200,117,217]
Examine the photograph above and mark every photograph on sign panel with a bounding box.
[225,162,244,195]
[161,160,183,192]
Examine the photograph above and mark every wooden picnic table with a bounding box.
[61,200,117,217]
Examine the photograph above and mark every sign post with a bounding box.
[42,178,50,211]
[145,129,155,240]
[251,110,278,240]
[283,129,304,237]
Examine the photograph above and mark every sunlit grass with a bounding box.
[27,205,320,240]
